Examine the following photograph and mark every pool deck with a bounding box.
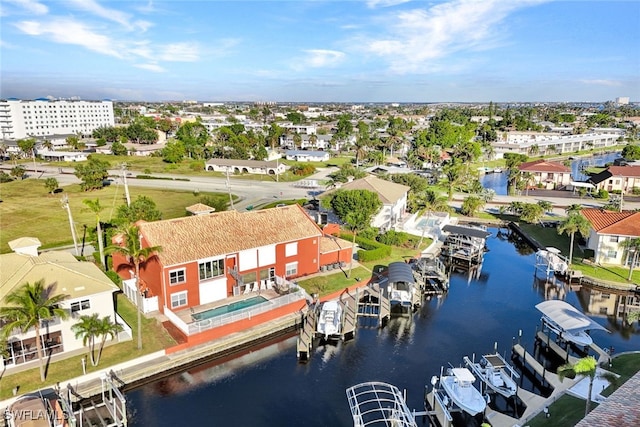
[174,289,280,325]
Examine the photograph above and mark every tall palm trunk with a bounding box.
[348,231,356,278]
[569,232,575,268]
[34,321,45,381]
[416,210,430,249]
[97,220,105,270]
[135,262,143,350]
[585,377,594,416]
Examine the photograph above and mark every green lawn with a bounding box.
[0,179,228,253]
[0,294,175,399]
[297,239,431,297]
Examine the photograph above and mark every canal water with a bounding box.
[126,227,639,427]
[480,152,622,195]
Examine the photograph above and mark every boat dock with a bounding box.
[412,256,449,296]
[512,343,562,389]
[296,285,391,361]
[535,330,580,364]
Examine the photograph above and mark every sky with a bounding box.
[1,0,639,103]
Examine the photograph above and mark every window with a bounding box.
[609,236,619,243]
[285,242,298,257]
[285,262,298,277]
[199,259,224,281]
[169,269,186,285]
[170,291,188,309]
[606,250,617,259]
[71,299,91,313]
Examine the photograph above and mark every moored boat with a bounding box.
[316,300,343,340]
[4,389,74,427]
[463,353,519,398]
[439,367,486,416]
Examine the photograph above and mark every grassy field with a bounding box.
[0,294,175,400]
[0,179,229,253]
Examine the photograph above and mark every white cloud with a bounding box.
[134,63,166,73]
[159,42,200,62]
[295,49,346,70]
[4,0,48,15]
[66,0,151,32]
[15,19,123,58]
[580,79,621,87]
[362,0,548,74]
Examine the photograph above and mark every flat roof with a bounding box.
[535,300,608,333]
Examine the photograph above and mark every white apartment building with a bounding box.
[0,98,115,140]
[490,131,622,158]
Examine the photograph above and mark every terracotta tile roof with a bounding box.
[319,235,352,254]
[575,370,640,427]
[138,205,322,266]
[185,203,216,214]
[518,159,570,173]
[606,165,640,177]
[581,208,640,236]
[335,175,410,204]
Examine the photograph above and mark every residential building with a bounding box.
[38,150,89,162]
[0,238,127,371]
[518,159,572,189]
[0,98,115,140]
[111,206,352,344]
[490,132,622,158]
[581,209,640,266]
[325,175,410,231]
[588,165,640,194]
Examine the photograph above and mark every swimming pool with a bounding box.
[192,296,268,322]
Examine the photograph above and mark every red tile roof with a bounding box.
[581,208,640,236]
[138,205,322,266]
[518,159,570,173]
[606,165,640,177]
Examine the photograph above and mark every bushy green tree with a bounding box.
[74,156,110,191]
[115,195,162,224]
[161,140,186,163]
[44,177,59,194]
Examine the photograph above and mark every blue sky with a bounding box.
[1,0,638,103]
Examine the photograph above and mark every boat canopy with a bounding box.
[571,181,595,189]
[345,382,418,427]
[535,300,609,334]
[450,368,476,383]
[388,262,415,285]
[442,225,491,239]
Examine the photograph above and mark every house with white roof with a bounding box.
[0,238,128,371]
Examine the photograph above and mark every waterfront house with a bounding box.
[323,175,410,232]
[204,158,286,176]
[588,165,640,194]
[111,206,352,345]
[581,208,640,266]
[0,238,128,371]
[517,159,572,189]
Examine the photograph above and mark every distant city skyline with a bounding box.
[1,0,638,103]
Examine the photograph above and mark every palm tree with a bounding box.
[72,313,123,366]
[557,212,591,267]
[0,280,69,381]
[108,225,162,350]
[565,204,583,216]
[83,198,106,270]
[620,237,640,281]
[413,189,451,248]
[557,356,611,417]
[442,162,463,200]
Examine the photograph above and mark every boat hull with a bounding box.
[440,375,486,416]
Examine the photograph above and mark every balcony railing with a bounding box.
[165,284,309,336]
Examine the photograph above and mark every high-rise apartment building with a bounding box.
[0,98,115,140]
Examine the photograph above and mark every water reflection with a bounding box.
[576,284,640,340]
[126,227,639,427]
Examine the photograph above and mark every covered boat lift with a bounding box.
[441,225,491,269]
[387,261,421,312]
[346,382,418,427]
[535,300,609,347]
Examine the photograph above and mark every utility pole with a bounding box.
[121,163,131,206]
[226,167,234,210]
[61,195,79,256]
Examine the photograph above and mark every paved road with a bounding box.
[4,163,640,213]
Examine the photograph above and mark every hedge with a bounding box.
[339,232,392,262]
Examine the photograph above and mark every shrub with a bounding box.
[289,164,316,176]
[377,230,409,246]
[597,189,609,199]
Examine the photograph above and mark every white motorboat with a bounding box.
[439,367,487,416]
[387,261,417,308]
[535,300,609,347]
[464,353,519,399]
[316,300,343,340]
